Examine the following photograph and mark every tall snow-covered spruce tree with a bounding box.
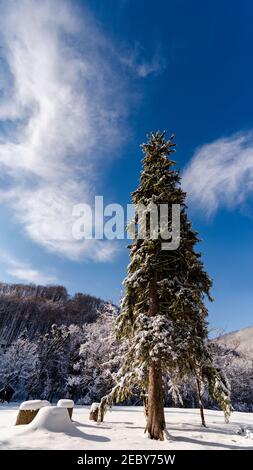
[99,131,231,440]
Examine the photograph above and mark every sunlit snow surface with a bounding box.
[0,405,252,450]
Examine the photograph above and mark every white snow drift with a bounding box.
[19,400,50,411]
[0,405,252,450]
[57,399,74,409]
[28,406,74,433]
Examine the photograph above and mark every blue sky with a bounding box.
[0,0,253,332]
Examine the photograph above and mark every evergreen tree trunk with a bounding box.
[141,391,148,417]
[146,280,165,440]
[196,376,206,427]
[147,361,165,440]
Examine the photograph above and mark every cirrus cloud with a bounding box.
[0,250,58,284]
[0,0,127,262]
[182,131,253,217]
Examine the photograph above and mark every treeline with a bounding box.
[0,282,252,412]
[0,310,119,403]
[0,282,116,346]
[0,306,252,411]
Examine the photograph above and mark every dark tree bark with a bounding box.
[146,361,165,440]
[143,394,148,418]
[196,376,206,427]
[89,409,98,422]
[146,280,165,440]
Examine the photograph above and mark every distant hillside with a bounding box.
[215,325,253,357]
[0,281,118,347]
[214,325,253,411]
[0,281,252,409]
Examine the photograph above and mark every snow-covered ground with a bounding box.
[0,404,252,450]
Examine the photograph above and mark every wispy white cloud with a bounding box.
[120,42,166,78]
[0,0,126,261]
[7,267,57,285]
[0,251,57,284]
[182,131,253,217]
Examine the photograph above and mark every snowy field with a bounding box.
[0,404,252,450]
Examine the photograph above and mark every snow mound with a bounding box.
[27,406,74,433]
[41,400,51,407]
[246,429,253,439]
[90,402,100,412]
[57,399,74,408]
[1,406,253,450]
[19,400,50,410]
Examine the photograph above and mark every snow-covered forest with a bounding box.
[0,281,252,411]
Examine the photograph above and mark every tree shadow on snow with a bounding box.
[64,426,110,443]
[73,420,112,430]
[169,435,251,450]
[125,426,144,430]
[166,422,240,436]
